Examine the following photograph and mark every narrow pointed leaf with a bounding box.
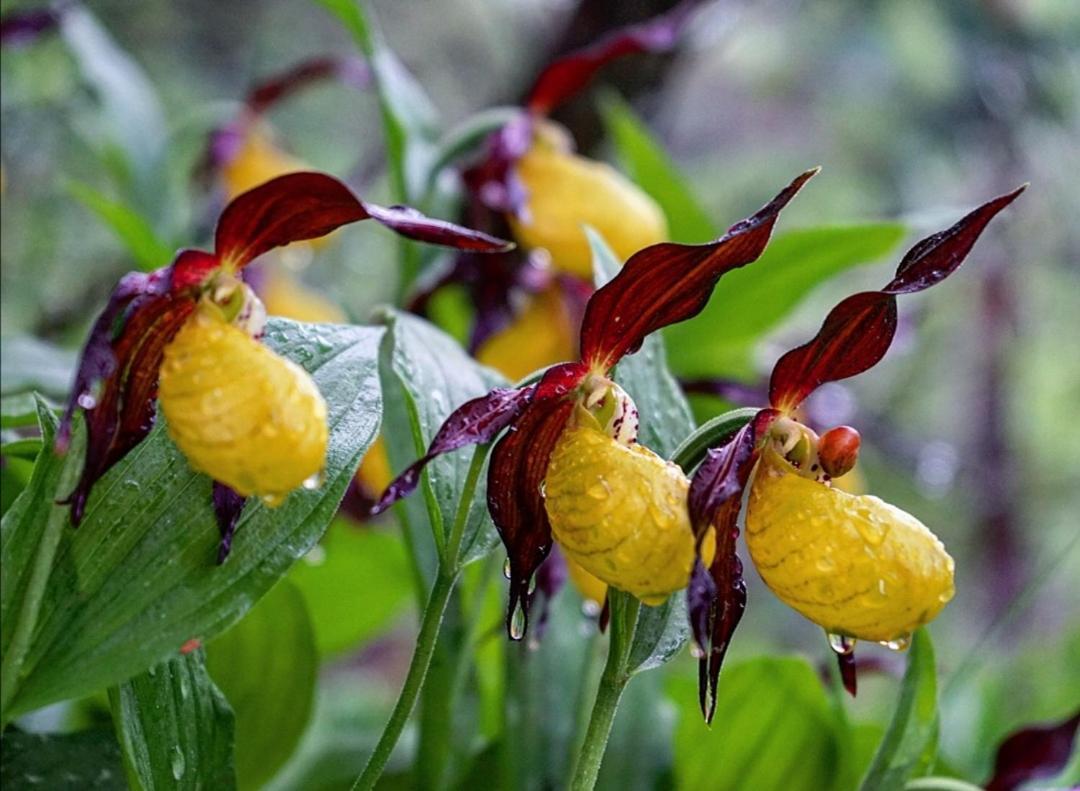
[68,181,174,272]
[858,628,939,790]
[109,649,236,790]
[246,56,370,115]
[1,320,382,718]
[580,169,817,370]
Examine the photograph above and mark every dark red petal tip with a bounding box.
[488,397,575,640]
[837,650,858,697]
[580,168,818,370]
[526,0,698,114]
[371,386,536,516]
[985,711,1080,791]
[212,482,247,563]
[215,172,513,270]
[885,185,1026,295]
[769,185,1023,411]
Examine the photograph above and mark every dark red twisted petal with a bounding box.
[246,56,370,115]
[986,711,1080,791]
[212,481,247,563]
[370,386,537,516]
[769,186,1024,411]
[0,5,63,46]
[580,168,818,371]
[216,172,512,269]
[57,251,216,523]
[526,0,697,115]
[836,651,858,697]
[462,113,534,216]
[488,395,575,640]
[687,410,777,722]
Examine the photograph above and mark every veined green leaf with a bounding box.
[588,229,696,673]
[671,657,842,791]
[109,649,236,790]
[288,520,413,657]
[0,729,126,789]
[379,310,506,573]
[600,94,717,245]
[206,580,316,790]
[859,628,940,790]
[665,223,906,378]
[67,181,173,272]
[0,320,382,718]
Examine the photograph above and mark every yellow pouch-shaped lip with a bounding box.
[544,419,695,606]
[745,446,954,643]
[508,137,667,278]
[476,285,576,381]
[159,308,328,503]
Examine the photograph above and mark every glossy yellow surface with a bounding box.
[564,554,608,606]
[221,125,308,199]
[508,134,667,278]
[745,447,954,642]
[476,286,575,380]
[544,421,695,605]
[159,308,328,503]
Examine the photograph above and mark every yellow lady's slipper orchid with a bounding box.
[259,266,347,324]
[476,286,576,381]
[508,124,667,278]
[159,297,328,505]
[745,442,954,644]
[221,124,308,200]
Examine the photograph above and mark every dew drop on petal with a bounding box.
[881,634,912,651]
[827,632,856,655]
[509,600,527,641]
[503,557,513,580]
[170,747,186,780]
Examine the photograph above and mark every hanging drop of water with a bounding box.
[503,557,512,580]
[881,633,911,652]
[302,470,325,491]
[827,632,856,655]
[509,600,527,641]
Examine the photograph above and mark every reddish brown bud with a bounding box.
[819,426,861,478]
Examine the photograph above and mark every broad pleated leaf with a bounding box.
[0,319,381,718]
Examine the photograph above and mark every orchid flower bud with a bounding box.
[159,289,328,505]
[745,444,954,644]
[508,122,667,278]
[544,405,695,605]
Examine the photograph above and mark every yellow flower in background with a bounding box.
[564,554,608,608]
[476,286,576,381]
[508,123,667,278]
[221,124,309,200]
[259,266,347,324]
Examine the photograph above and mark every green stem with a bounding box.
[568,592,641,791]
[352,445,489,790]
[351,570,456,791]
[670,407,759,470]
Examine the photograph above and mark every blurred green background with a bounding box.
[2,0,1078,788]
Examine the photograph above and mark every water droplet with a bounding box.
[827,632,856,655]
[122,479,141,492]
[689,643,705,659]
[170,747,186,780]
[815,555,836,572]
[586,481,610,500]
[509,601,527,641]
[261,492,285,507]
[881,634,911,651]
[302,470,324,490]
[77,393,97,410]
[503,557,512,580]
[581,599,602,618]
[304,545,327,566]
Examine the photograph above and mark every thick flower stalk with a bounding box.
[374,167,818,635]
[685,186,1025,717]
[58,171,510,556]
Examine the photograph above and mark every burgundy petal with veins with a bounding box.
[580,169,818,371]
[216,172,512,268]
[462,113,535,216]
[526,0,698,115]
[769,186,1025,411]
[985,711,1080,791]
[489,396,575,639]
[57,253,212,523]
[370,386,537,515]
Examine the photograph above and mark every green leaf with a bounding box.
[600,94,717,245]
[0,337,77,398]
[859,628,940,790]
[588,229,697,673]
[671,656,842,791]
[317,0,439,204]
[206,579,316,790]
[379,310,506,572]
[0,729,126,789]
[2,392,58,430]
[67,181,173,272]
[288,520,413,656]
[0,320,382,718]
[664,223,907,378]
[109,649,236,790]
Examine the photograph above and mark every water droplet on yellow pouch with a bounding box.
[827,632,856,655]
[881,634,912,651]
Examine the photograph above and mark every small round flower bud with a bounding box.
[818,425,861,478]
